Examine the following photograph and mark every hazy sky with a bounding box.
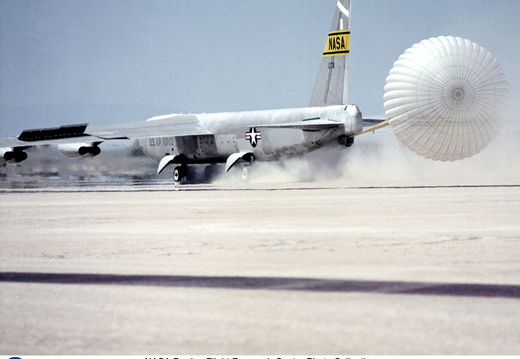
[1,0,519,135]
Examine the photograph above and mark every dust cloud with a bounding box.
[338,128,520,186]
[217,125,520,186]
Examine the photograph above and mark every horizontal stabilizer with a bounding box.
[362,118,387,126]
[254,119,342,131]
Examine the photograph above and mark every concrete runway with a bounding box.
[1,179,519,354]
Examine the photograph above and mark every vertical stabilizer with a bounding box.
[309,0,351,107]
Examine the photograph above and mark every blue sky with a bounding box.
[1,0,519,136]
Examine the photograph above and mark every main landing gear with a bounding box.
[241,164,251,182]
[172,164,222,184]
[173,164,187,183]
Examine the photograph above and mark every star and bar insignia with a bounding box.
[245,127,261,147]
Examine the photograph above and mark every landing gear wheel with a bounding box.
[173,165,187,183]
[204,164,220,183]
[241,166,250,182]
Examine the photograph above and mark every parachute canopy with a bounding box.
[384,36,509,161]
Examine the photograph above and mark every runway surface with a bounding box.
[1,179,519,354]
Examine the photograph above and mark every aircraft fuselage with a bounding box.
[138,104,362,165]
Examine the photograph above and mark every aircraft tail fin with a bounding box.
[309,0,351,107]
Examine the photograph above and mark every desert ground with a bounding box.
[1,175,519,354]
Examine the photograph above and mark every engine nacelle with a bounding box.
[0,147,28,164]
[57,143,101,159]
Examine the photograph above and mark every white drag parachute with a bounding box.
[384,36,509,161]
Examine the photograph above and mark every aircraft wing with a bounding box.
[88,115,211,139]
[0,114,211,148]
[362,118,386,126]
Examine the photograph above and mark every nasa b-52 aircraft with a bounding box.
[0,1,509,183]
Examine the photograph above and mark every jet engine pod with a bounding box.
[0,147,28,164]
[384,36,509,161]
[58,142,101,159]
